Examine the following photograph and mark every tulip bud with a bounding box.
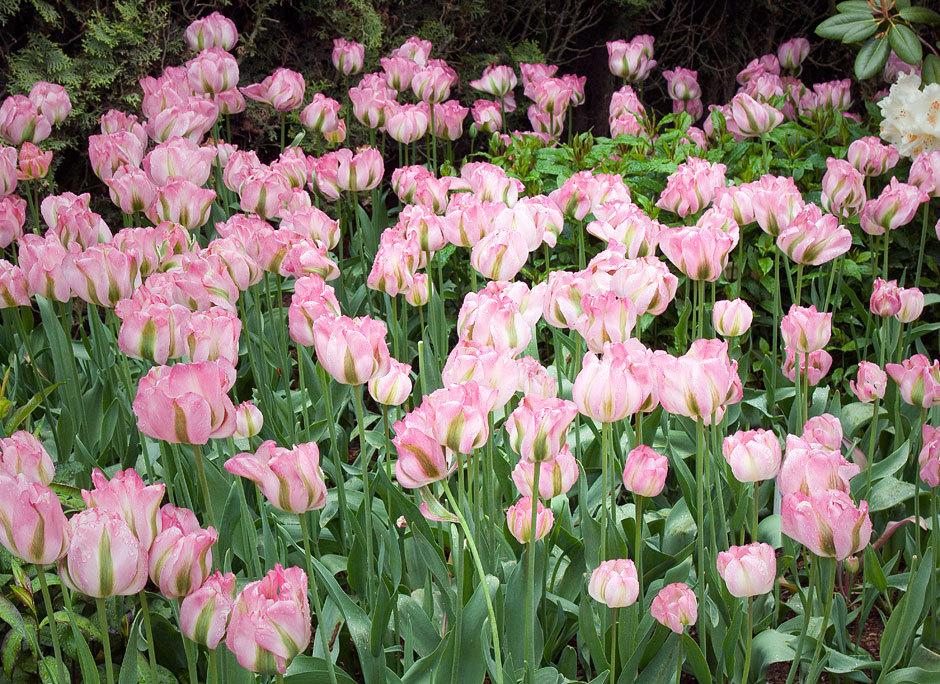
[713,298,753,337]
[59,508,148,597]
[716,543,776,597]
[0,473,70,565]
[234,401,263,439]
[621,445,668,497]
[780,305,831,353]
[886,354,940,408]
[651,583,697,633]
[511,446,579,499]
[149,504,218,598]
[368,359,413,406]
[722,429,781,482]
[588,559,639,608]
[180,570,237,649]
[0,431,54,485]
[506,496,554,543]
[920,424,940,487]
[896,286,925,323]
[850,361,887,403]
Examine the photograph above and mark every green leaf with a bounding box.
[879,549,934,672]
[682,633,711,683]
[836,1,876,11]
[855,36,891,79]
[888,24,923,65]
[842,19,879,43]
[923,54,940,84]
[898,6,940,24]
[816,12,877,40]
[751,629,795,678]
[867,476,915,511]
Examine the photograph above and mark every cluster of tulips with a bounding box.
[0,6,939,684]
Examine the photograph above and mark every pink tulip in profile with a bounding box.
[470,228,529,281]
[781,490,871,560]
[0,260,29,308]
[392,406,456,488]
[0,196,25,247]
[653,338,741,425]
[782,348,833,387]
[470,65,517,97]
[28,82,71,125]
[780,305,831,353]
[658,219,737,282]
[368,359,412,407]
[151,179,216,230]
[241,68,305,111]
[442,340,519,409]
[0,95,51,145]
[506,497,553,543]
[59,508,148,597]
[730,93,784,137]
[651,583,697,633]
[149,504,218,598]
[144,136,216,187]
[909,151,940,197]
[186,47,239,96]
[920,425,940,487]
[226,440,327,514]
[115,296,190,365]
[81,468,166,550]
[16,142,51,180]
[423,381,498,454]
[859,178,928,235]
[886,355,940,407]
[820,158,865,218]
[722,429,781,482]
[0,148,18,199]
[713,298,753,337]
[896,287,924,323]
[607,36,656,82]
[575,291,638,353]
[655,157,727,218]
[777,435,859,498]
[234,401,263,439]
[381,57,417,91]
[588,559,639,608]
[0,473,69,565]
[106,165,157,214]
[848,136,899,176]
[505,395,578,463]
[180,570,237,649]
[869,278,902,317]
[133,360,237,444]
[574,342,654,423]
[332,38,365,76]
[802,414,842,451]
[851,362,887,403]
[716,543,776,597]
[300,94,341,134]
[226,564,311,674]
[750,175,805,237]
[511,447,579,498]
[336,147,383,192]
[312,315,390,385]
[777,204,851,266]
[622,445,668,497]
[412,64,455,104]
[185,12,237,51]
[0,431,54,485]
[777,38,809,71]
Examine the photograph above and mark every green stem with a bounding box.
[193,443,216,529]
[770,248,781,406]
[317,364,348,553]
[806,560,837,679]
[883,231,889,280]
[676,634,683,683]
[526,464,542,684]
[353,384,375,609]
[299,513,339,684]
[208,648,218,684]
[784,553,817,684]
[743,597,753,683]
[752,482,760,542]
[37,567,66,684]
[695,418,707,660]
[915,203,930,289]
[866,396,881,495]
[96,598,115,684]
[601,422,610,559]
[634,495,644,595]
[440,479,504,684]
[610,607,619,684]
[139,591,158,683]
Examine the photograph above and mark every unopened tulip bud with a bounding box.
[621,445,668,497]
[368,359,413,406]
[180,570,236,649]
[588,559,639,608]
[713,298,753,337]
[506,496,554,543]
[716,543,776,597]
[651,583,697,633]
[234,401,263,439]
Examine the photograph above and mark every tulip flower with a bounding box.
[505,395,578,463]
[28,82,71,125]
[575,291,638,353]
[423,381,498,454]
[782,347,833,386]
[180,570,237,649]
[336,147,383,192]
[730,93,784,136]
[226,564,311,674]
[780,305,831,354]
[820,158,865,218]
[777,38,809,71]
[651,583,697,633]
[870,278,902,317]
[777,204,851,266]
[886,354,940,407]
[750,174,805,237]
[0,95,51,145]
[312,315,390,386]
[300,94,341,134]
[241,68,305,111]
[909,150,940,197]
[81,468,166,551]
[621,445,668,497]
[0,473,70,565]
[713,298,753,337]
[185,12,237,51]
[470,228,529,281]
[588,559,639,608]
[332,38,365,76]
[59,508,148,597]
[511,447,579,499]
[896,286,924,323]
[653,338,741,425]
[574,342,654,422]
[506,496,553,543]
[847,136,899,176]
[607,36,656,82]
[381,56,418,91]
[859,178,928,235]
[851,362,887,403]
[802,414,842,451]
[777,435,859,498]
[149,504,218,598]
[234,401,263,439]
[722,429,781,482]
[392,406,456,488]
[716,543,776,597]
[442,341,519,410]
[781,490,872,560]
[470,65,518,97]
[0,431,55,485]
[655,157,727,218]
[920,425,940,487]
[225,440,328,514]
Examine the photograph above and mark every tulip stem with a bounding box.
[299,513,340,684]
[441,479,503,684]
[914,203,929,290]
[806,559,837,681]
[138,590,158,683]
[37,567,66,684]
[865,396,881,495]
[752,483,759,542]
[526,465,542,684]
[317,364,348,553]
[610,607,619,684]
[192,443,216,529]
[353,385,376,610]
[695,418,707,661]
[601,421,610,560]
[675,633,683,684]
[634,494,644,594]
[207,647,218,684]
[743,597,753,683]
[784,552,817,684]
[770,248,781,407]
[95,598,115,684]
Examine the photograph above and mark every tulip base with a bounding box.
[138,590,158,684]
[37,567,67,684]
[96,597,115,684]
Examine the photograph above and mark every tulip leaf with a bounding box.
[751,628,795,678]
[882,668,940,684]
[635,632,680,684]
[888,24,923,65]
[867,476,915,512]
[682,633,711,684]
[854,36,891,80]
[285,656,358,683]
[117,612,140,684]
[879,548,933,672]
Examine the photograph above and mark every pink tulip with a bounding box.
[392,405,456,488]
[659,219,736,282]
[622,445,668,497]
[575,291,638,353]
[782,348,832,387]
[205,236,263,291]
[349,86,391,129]
[368,359,413,406]
[287,275,340,347]
[115,296,190,364]
[471,99,502,133]
[225,440,327,514]
[777,435,859,498]
[655,157,726,218]
[185,12,237,51]
[236,166,290,219]
[0,146,16,198]
[730,93,784,137]
[336,147,383,192]
[0,260,29,308]
[653,338,741,425]
[851,361,887,403]
[749,175,805,237]
[442,340,520,410]
[241,68,305,111]
[183,307,241,366]
[226,564,311,674]
[64,243,139,308]
[106,165,157,214]
[332,38,365,76]
[716,543,776,597]
[133,360,236,443]
[0,431,54,485]
[920,425,940,487]
[423,381,498,454]
[16,142,51,180]
[59,508,148,597]
[821,158,866,219]
[81,467,166,551]
[870,278,902,317]
[223,149,262,193]
[234,401,263,439]
[384,102,429,144]
[813,79,852,110]
[722,429,781,482]
[848,136,899,176]
[663,67,700,101]
[28,82,70,125]
[781,305,831,353]
[300,94,342,134]
[588,559,639,608]
[312,315,390,385]
[151,179,216,230]
[604,255,678,316]
[381,56,417,91]
[516,356,557,398]
[505,395,578,463]
[909,150,940,197]
[100,109,148,147]
[470,65,518,97]
[886,354,940,407]
[896,287,924,323]
[145,97,220,144]
[432,100,468,140]
[470,228,529,281]
[412,65,455,104]
[0,195,25,247]
[511,447,578,499]
[781,489,871,560]
[457,287,534,354]
[737,55,780,85]
[391,36,433,65]
[777,204,851,265]
[859,178,928,235]
[0,473,69,565]
[506,497,554,543]
[139,66,190,118]
[186,47,239,96]
[713,298,753,337]
[17,233,72,302]
[149,504,217,598]
[144,136,216,187]
[651,583,697,633]
[88,131,146,182]
[777,38,810,71]
[0,95,51,145]
[802,414,842,451]
[180,570,236,649]
[607,36,657,82]
[574,342,655,422]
